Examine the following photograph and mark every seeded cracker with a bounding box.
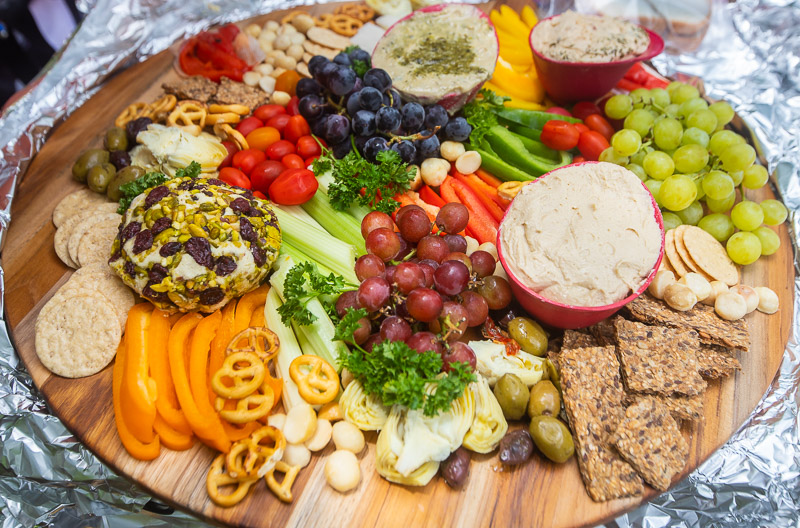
[562,329,598,350]
[560,345,643,501]
[611,398,688,491]
[162,76,218,103]
[588,317,619,346]
[629,393,704,422]
[697,345,741,379]
[214,77,267,110]
[614,318,706,396]
[625,293,750,351]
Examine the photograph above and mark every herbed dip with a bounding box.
[499,162,661,307]
[531,11,649,63]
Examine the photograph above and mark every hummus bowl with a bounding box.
[497,162,664,329]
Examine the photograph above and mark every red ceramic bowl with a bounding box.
[529,17,664,104]
[496,162,665,329]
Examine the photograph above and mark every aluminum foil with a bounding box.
[0,0,797,526]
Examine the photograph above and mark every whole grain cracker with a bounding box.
[588,317,619,346]
[664,229,689,278]
[674,226,714,281]
[629,393,704,422]
[67,212,121,268]
[52,189,109,227]
[68,265,134,330]
[682,226,739,286]
[35,292,121,378]
[614,318,706,396]
[611,398,688,491]
[562,329,598,350]
[76,215,122,267]
[306,26,351,50]
[697,345,741,379]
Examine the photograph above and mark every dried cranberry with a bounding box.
[230,197,250,214]
[159,241,181,257]
[148,263,169,282]
[215,256,237,276]
[246,204,263,217]
[119,221,141,242]
[144,185,169,209]
[151,216,171,235]
[207,178,224,186]
[108,250,121,263]
[142,281,169,303]
[132,229,153,254]
[199,287,225,306]
[242,190,255,199]
[123,260,136,277]
[185,237,213,267]
[240,217,257,243]
[178,179,194,190]
[202,190,213,197]
[252,245,266,267]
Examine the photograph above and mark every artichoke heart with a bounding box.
[376,410,439,486]
[463,375,508,453]
[340,380,390,431]
[137,124,228,175]
[469,340,545,387]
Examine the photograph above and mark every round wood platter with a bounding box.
[3,2,795,527]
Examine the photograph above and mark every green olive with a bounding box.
[544,359,561,392]
[529,415,574,463]
[493,373,529,420]
[87,163,116,193]
[107,165,145,201]
[528,380,561,418]
[104,127,128,151]
[508,317,548,356]
[72,149,109,183]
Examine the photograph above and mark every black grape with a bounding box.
[325,114,351,144]
[359,87,383,112]
[444,117,472,142]
[352,110,377,136]
[376,106,401,134]
[363,68,392,92]
[364,137,389,162]
[308,55,329,78]
[390,140,417,163]
[401,103,425,132]
[425,104,448,129]
[328,66,357,96]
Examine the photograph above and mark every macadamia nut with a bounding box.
[332,421,365,453]
[268,413,286,430]
[258,75,276,94]
[663,283,697,311]
[283,443,311,468]
[325,450,361,493]
[648,270,676,300]
[420,158,450,187]
[305,418,333,451]
[679,272,712,302]
[242,71,261,87]
[465,236,480,256]
[283,403,317,444]
[455,150,482,175]
[715,292,747,321]
[754,286,779,314]
[272,90,291,106]
[478,242,498,260]
[702,281,729,306]
[440,141,466,162]
[733,285,759,314]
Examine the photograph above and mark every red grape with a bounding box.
[363,333,383,352]
[406,287,443,322]
[406,331,443,355]
[446,252,472,273]
[361,211,395,239]
[443,234,467,253]
[355,254,386,281]
[419,258,439,270]
[366,228,401,261]
[419,262,435,288]
[395,204,424,226]
[460,291,489,327]
[470,250,495,278]
[478,275,512,310]
[384,265,397,284]
[395,237,413,261]
[358,277,391,312]
[352,318,372,345]
[436,203,469,234]
[442,342,477,373]
[380,316,412,342]
[397,206,432,243]
[433,260,470,295]
[429,301,468,341]
[416,235,449,263]
[393,262,425,294]
[335,290,360,318]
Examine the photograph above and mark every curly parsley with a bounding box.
[117,171,170,214]
[462,88,510,149]
[277,262,356,326]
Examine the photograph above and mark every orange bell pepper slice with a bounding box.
[209,301,237,404]
[250,307,266,327]
[418,185,447,208]
[149,308,192,435]
[113,337,160,460]
[233,285,270,334]
[153,413,194,451]
[189,310,231,446]
[120,303,158,444]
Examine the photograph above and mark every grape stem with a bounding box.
[385,125,442,146]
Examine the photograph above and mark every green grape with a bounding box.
[653,117,683,150]
[694,178,705,200]
[650,88,670,108]
[702,170,735,200]
[719,143,756,172]
[599,147,629,165]
[666,81,684,95]
[611,129,642,156]
[626,163,647,181]
[706,192,736,213]
[698,213,735,242]
[671,84,700,104]
[686,109,718,134]
[678,98,709,119]
[672,144,710,174]
[676,201,704,225]
[729,170,744,186]
[630,147,651,166]
[624,109,656,138]
[644,179,663,206]
[630,88,652,106]
[753,226,780,255]
[760,199,788,225]
[661,212,682,231]
[604,94,634,120]
[660,175,697,211]
[681,127,710,147]
[709,130,745,155]
[730,200,765,231]
[709,101,735,126]
[643,151,675,180]
[663,103,680,117]
[742,164,769,189]
[726,232,762,265]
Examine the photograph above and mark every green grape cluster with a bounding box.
[603,82,788,266]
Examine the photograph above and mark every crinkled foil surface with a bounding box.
[0,0,798,526]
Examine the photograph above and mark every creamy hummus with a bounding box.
[499,162,661,307]
[531,11,649,63]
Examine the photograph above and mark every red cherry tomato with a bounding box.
[232,148,266,175]
[218,140,238,168]
[540,120,580,151]
[250,160,285,194]
[219,167,251,189]
[286,96,300,116]
[577,130,610,161]
[266,113,291,134]
[573,155,586,163]
[573,123,590,134]
[268,168,318,205]
[236,116,264,138]
[295,135,321,159]
[546,106,572,117]
[571,101,602,121]
[266,140,296,161]
[281,153,305,169]
[253,104,286,122]
[304,155,319,167]
[584,114,615,141]
[284,115,311,143]
[253,190,268,200]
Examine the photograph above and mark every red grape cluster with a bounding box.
[336,202,514,372]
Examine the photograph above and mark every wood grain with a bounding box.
[3,2,794,527]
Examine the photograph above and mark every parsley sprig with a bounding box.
[277,262,356,326]
[116,161,202,214]
[462,88,510,149]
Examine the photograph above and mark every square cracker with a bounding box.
[588,317,619,346]
[629,393,704,422]
[697,345,741,379]
[560,345,643,501]
[614,318,706,396]
[625,293,750,351]
[562,329,598,350]
[611,398,689,491]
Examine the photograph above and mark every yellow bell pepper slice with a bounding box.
[492,59,545,103]
[498,6,531,39]
[484,82,546,111]
[521,5,538,30]
[499,44,533,67]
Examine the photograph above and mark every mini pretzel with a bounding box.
[497,181,526,201]
[226,426,285,479]
[147,94,177,121]
[289,354,339,405]
[227,327,280,364]
[281,10,308,24]
[167,100,207,136]
[249,425,286,476]
[329,15,362,37]
[218,388,274,423]
[206,112,241,126]
[115,102,150,128]
[335,3,375,22]
[314,13,333,28]
[208,103,251,115]
[206,454,257,507]
[214,123,249,150]
[212,351,265,399]
[265,461,301,503]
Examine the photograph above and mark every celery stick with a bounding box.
[279,240,336,277]
[274,204,329,235]
[301,191,367,255]
[316,172,371,221]
[264,287,305,411]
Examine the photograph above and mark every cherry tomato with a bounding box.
[304,156,319,167]
[246,126,281,151]
[269,168,318,205]
[266,114,291,134]
[571,101,602,121]
[295,135,322,159]
[250,160,285,194]
[253,104,286,122]
[219,167,251,189]
[266,140,296,161]
[540,120,580,151]
[232,148,266,175]
[577,130,610,161]
[546,106,572,117]
[236,116,264,138]
[573,155,586,163]
[286,96,300,116]
[275,71,302,97]
[573,123,590,134]
[284,115,311,143]
[218,140,238,169]
[253,190,268,200]
[584,114,615,141]
[282,153,305,169]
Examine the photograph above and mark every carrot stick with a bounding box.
[453,172,507,222]
[475,168,503,189]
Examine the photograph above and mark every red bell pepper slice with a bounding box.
[616,78,646,92]
[440,176,498,245]
[418,185,447,208]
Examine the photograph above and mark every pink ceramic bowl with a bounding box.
[496,162,665,329]
[529,17,664,104]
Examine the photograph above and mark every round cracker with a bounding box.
[67,267,135,330]
[35,292,121,378]
[67,212,122,268]
[52,189,110,228]
[673,225,714,281]
[77,216,122,267]
[306,26,351,50]
[682,226,739,286]
[664,229,689,277]
[54,213,88,268]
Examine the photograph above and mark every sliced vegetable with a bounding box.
[120,303,157,444]
[149,308,192,435]
[495,107,582,129]
[452,172,505,223]
[113,337,160,460]
[440,176,498,245]
[300,190,367,255]
[540,120,580,151]
[264,287,305,410]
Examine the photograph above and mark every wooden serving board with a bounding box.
[3,2,795,527]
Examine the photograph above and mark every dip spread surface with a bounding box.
[531,11,649,63]
[499,162,661,307]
